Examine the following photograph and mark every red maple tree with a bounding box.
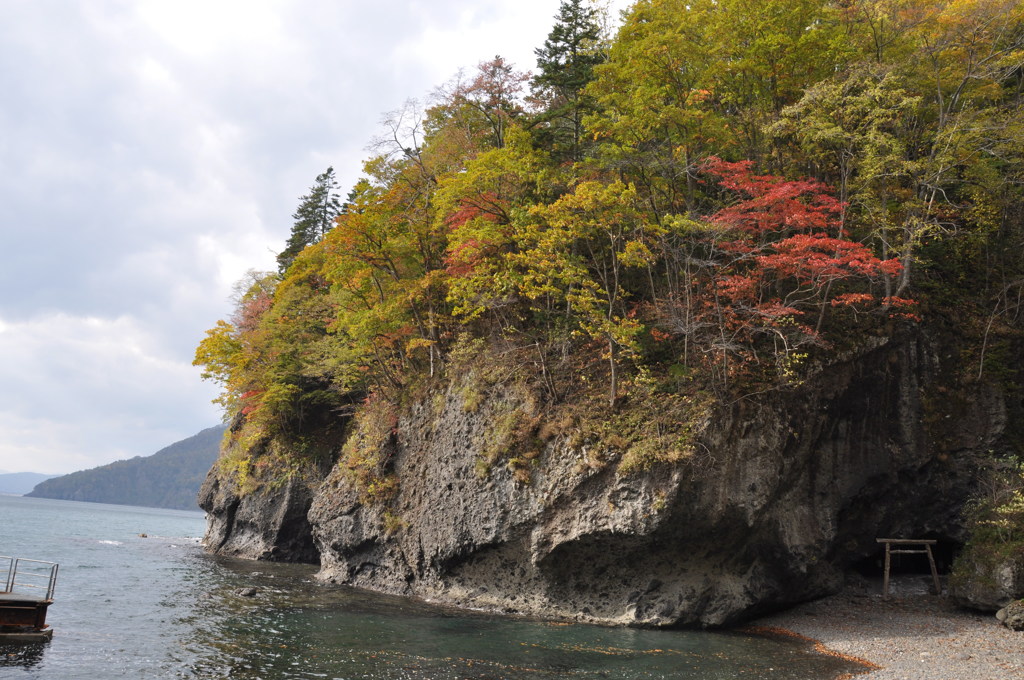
[661,157,914,386]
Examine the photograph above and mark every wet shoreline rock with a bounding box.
[197,446,325,564]
[200,330,1012,627]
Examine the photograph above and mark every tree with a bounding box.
[706,0,853,161]
[277,167,344,274]
[530,180,659,405]
[769,65,921,298]
[195,0,1024,477]
[532,0,605,163]
[441,56,530,150]
[658,158,908,389]
[440,126,550,327]
[194,270,278,416]
[772,0,1024,296]
[586,0,854,216]
[586,0,727,217]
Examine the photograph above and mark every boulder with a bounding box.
[1002,600,1024,631]
[951,552,1024,612]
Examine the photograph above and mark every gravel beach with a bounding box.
[752,576,1024,679]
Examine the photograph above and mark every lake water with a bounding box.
[0,495,861,679]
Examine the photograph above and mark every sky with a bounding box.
[0,0,633,475]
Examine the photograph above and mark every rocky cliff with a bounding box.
[198,462,322,563]
[199,330,1012,626]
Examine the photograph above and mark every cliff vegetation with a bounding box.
[194,0,1024,623]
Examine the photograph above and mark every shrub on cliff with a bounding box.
[192,0,1023,499]
[951,460,1024,610]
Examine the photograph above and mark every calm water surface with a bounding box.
[0,495,860,679]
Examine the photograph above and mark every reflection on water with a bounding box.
[173,557,861,680]
[0,642,48,669]
[0,496,863,679]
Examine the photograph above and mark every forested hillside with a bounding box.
[197,0,1022,473]
[27,425,225,510]
[194,0,1023,617]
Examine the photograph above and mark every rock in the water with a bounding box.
[236,587,260,597]
[197,417,336,564]
[199,466,323,563]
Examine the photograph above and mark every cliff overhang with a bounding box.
[199,330,1008,627]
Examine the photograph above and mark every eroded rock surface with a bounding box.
[202,332,1013,626]
[198,447,326,564]
[952,555,1024,612]
[307,334,1003,626]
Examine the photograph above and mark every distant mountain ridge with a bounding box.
[0,472,59,495]
[26,425,225,510]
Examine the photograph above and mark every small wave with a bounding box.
[97,540,123,546]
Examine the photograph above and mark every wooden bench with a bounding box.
[876,538,941,597]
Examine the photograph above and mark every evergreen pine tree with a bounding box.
[532,0,605,163]
[277,167,343,274]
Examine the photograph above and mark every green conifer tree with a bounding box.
[532,0,604,163]
[277,167,343,274]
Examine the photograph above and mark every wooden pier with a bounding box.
[0,557,58,641]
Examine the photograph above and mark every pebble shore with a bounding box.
[753,576,1024,679]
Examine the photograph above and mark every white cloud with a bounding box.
[0,0,637,475]
[135,0,291,59]
[0,312,220,473]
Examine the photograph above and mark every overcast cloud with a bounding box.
[0,0,631,474]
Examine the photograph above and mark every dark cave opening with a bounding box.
[851,537,960,578]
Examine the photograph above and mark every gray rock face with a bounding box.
[197,451,325,564]
[952,555,1024,612]
[202,331,1012,626]
[305,333,1004,627]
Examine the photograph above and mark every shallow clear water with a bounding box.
[0,495,860,679]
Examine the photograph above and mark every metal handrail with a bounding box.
[1,556,59,601]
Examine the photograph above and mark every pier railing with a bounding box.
[1,556,59,601]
